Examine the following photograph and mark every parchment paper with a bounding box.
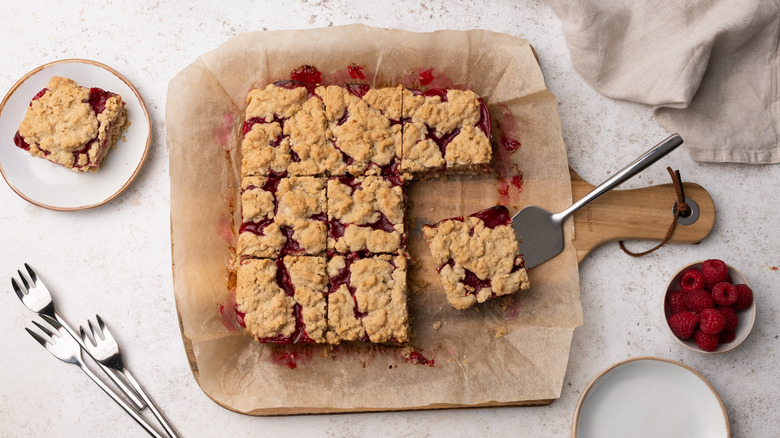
[168,24,582,414]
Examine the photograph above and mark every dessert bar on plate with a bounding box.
[327,174,405,254]
[423,205,530,310]
[237,176,327,258]
[13,76,129,172]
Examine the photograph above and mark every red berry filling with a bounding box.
[470,205,511,229]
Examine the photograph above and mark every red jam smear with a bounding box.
[234,305,246,328]
[418,68,434,85]
[87,87,115,115]
[275,79,318,100]
[243,116,285,137]
[470,205,511,229]
[501,136,521,151]
[407,351,435,366]
[476,97,492,140]
[13,131,30,151]
[421,88,448,102]
[344,84,370,98]
[239,218,274,236]
[347,64,366,80]
[329,212,396,241]
[437,259,492,297]
[290,65,322,85]
[31,88,48,104]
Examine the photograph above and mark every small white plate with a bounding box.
[0,59,150,211]
[573,357,729,438]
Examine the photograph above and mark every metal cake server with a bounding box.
[513,133,684,269]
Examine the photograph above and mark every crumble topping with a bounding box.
[275,177,327,254]
[423,213,530,310]
[241,122,288,177]
[236,259,297,340]
[404,89,482,136]
[326,254,409,344]
[444,124,492,167]
[246,84,308,121]
[16,76,127,171]
[286,256,328,343]
[240,177,275,222]
[327,175,404,253]
[317,85,401,175]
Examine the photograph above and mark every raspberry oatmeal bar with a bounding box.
[316,84,402,175]
[241,81,341,177]
[237,176,327,258]
[236,256,328,344]
[14,76,128,172]
[326,253,410,344]
[422,205,530,310]
[400,88,492,175]
[327,174,406,254]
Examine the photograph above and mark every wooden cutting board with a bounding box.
[178,169,716,411]
[569,168,715,262]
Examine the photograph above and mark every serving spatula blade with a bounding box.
[513,134,684,269]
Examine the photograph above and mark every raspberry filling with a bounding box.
[470,205,511,229]
[328,176,400,242]
[255,259,315,344]
[329,254,370,341]
[289,65,322,85]
[344,84,370,98]
[407,88,492,166]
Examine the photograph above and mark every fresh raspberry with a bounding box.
[699,308,726,334]
[733,284,754,311]
[668,311,699,339]
[694,329,720,352]
[718,306,739,331]
[667,290,688,314]
[701,259,729,288]
[685,289,715,313]
[679,268,705,293]
[719,331,736,344]
[711,282,738,306]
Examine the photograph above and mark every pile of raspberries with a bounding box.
[666,259,753,352]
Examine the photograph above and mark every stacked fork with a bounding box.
[12,264,181,438]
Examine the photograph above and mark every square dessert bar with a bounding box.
[316,84,403,176]
[14,76,128,172]
[326,253,409,344]
[422,205,530,310]
[241,81,342,177]
[400,88,492,175]
[327,174,406,254]
[237,176,327,258]
[236,256,328,343]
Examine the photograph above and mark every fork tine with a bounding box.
[40,313,62,330]
[12,278,25,300]
[88,318,101,341]
[26,327,48,347]
[80,325,97,347]
[24,263,38,284]
[31,320,55,338]
[17,269,30,291]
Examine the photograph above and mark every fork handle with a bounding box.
[123,368,182,438]
[75,357,167,438]
[54,312,146,410]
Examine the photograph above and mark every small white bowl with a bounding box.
[663,260,756,354]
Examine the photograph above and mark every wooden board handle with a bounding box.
[570,168,715,263]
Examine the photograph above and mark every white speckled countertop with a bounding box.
[1,1,778,437]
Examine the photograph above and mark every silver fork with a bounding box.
[11,263,146,410]
[81,315,181,438]
[26,315,166,438]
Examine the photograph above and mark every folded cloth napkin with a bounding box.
[546,0,779,163]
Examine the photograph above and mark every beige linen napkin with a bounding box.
[546,0,779,163]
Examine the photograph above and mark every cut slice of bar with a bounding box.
[327,174,405,254]
[241,81,341,177]
[326,253,409,344]
[400,87,492,175]
[14,76,128,172]
[235,256,328,344]
[316,84,402,176]
[422,205,529,310]
[237,176,327,258]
